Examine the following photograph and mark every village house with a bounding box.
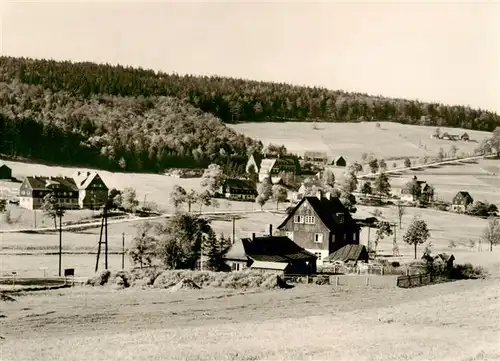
[400,176,434,203]
[218,179,257,201]
[0,164,12,180]
[19,176,80,210]
[73,171,109,209]
[19,171,109,210]
[303,151,328,165]
[331,156,346,167]
[451,191,474,213]
[460,132,470,141]
[245,152,263,174]
[277,191,360,266]
[257,156,300,183]
[223,226,317,275]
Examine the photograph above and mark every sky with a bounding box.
[1,1,499,113]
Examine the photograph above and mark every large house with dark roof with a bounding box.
[223,230,317,275]
[277,191,360,265]
[451,191,474,213]
[19,176,80,210]
[218,179,257,201]
[19,171,109,210]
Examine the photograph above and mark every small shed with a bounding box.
[332,156,346,167]
[460,132,470,141]
[0,164,12,180]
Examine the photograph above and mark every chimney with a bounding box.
[252,233,256,241]
[316,190,323,200]
[269,224,273,236]
[325,192,331,200]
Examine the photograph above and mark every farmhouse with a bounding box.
[73,171,109,209]
[223,230,317,275]
[218,179,257,200]
[331,156,346,167]
[277,191,360,265]
[0,164,12,180]
[245,152,263,174]
[400,176,434,203]
[451,191,474,213]
[19,176,80,210]
[19,171,109,210]
[258,156,299,183]
[304,151,328,165]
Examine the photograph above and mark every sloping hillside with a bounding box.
[1,56,499,130]
[0,81,261,174]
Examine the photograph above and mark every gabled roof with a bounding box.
[72,171,107,190]
[223,236,316,263]
[24,176,78,191]
[277,195,359,231]
[258,159,277,175]
[325,244,369,263]
[249,153,263,169]
[455,191,472,199]
[223,178,257,191]
[0,164,11,170]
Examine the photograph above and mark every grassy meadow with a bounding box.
[1,277,499,361]
[229,121,492,161]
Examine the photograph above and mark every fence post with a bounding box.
[365,276,370,286]
[381,266,384,275]
[336,276,339,286]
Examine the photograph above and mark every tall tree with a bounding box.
[203,231,231,271]
[373,172,391,200]
[129,222,156,269]
[403,216,430,259]
[375,221,393,252]
[201,163,225,195]
[121,187,139,213]
[256,177,273,210]
[480,216,500,252]
[272,184,288,210]
[170,185,187,211]
[40,192,60,230]
[368,158,379,174]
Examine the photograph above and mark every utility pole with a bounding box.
[57,208,63,277]
[33,209,37,228]
[121,232,125,270]
[104,206,108,269]
[232,216,236,244]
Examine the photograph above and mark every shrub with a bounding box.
[86,269,111,286]
[314,275,330,285]
[391,261,400,267]
[448,240,457,249]
[451,263,488,279]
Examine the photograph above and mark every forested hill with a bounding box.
[0,81,262,174]
[1,56,499,131]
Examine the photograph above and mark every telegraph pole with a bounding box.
[232,216,236,244]
[104,206,108,269]
[121,232,125,270]
[57,208,63,277]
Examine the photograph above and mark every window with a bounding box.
[305,216,316,224]
[336,213,344,224]
[353,233,357,241]
[314,252,322,260]
[314,233,324,243]
[294,215,304,224]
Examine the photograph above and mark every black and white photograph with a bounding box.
[0,1,499,360]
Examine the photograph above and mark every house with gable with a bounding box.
[451,191,474,213]
[19,176,80,210]
[245,152,263,174]
[223,227,317,275]
[0,164,12,180]
[73,171,109,209]
[304,151,328,165]
[400,176,434,203]
[277,191,360,265]
[257,155,300,183]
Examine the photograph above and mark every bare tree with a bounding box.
[481,217,500,252]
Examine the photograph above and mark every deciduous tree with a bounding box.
[129,222,156,269]
[201,163,225,194]
[480,217,500,252]
[272,184,288,210]
[403,216,430,259]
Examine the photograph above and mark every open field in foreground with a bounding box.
[229,121,492,161]
[1,277,499,361]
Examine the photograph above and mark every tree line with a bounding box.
[1,56,499,131]
[0,81,262,174]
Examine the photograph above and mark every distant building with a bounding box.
[331,156,346,167]
[19,171,109,210]
[460,132,470,141]
[258,156,300,183]
[0,164,12,180]
[218,179,257,201]
[73,171,109,209]
[451,191,474,213]
[19,176,80,210]
[303,151,328,165]
[245,153,263,174]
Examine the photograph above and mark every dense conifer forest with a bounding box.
[0,56,498,174]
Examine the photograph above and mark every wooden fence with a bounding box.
[396,273,433,288]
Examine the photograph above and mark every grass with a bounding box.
[229,121,492,161]
[1,278,499,361]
